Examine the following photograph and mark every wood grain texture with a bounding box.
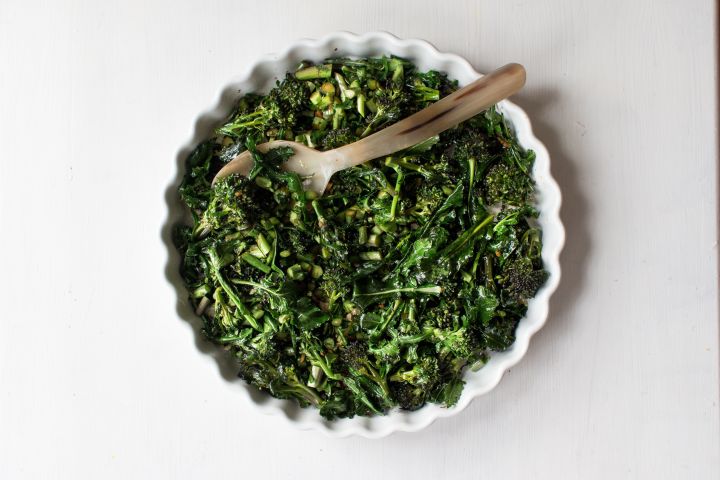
[0,0,717,478]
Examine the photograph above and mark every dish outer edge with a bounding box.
[171,31,566,438]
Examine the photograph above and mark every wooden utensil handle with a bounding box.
[333,63,526,167]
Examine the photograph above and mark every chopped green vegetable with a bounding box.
[174,56,548,419]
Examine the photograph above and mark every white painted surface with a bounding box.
[0,0,717,478]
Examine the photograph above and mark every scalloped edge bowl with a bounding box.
[166,31,564,438]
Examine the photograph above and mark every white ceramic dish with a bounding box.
[167,31,564,438]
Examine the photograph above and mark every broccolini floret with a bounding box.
[498,257,548,303]
[483,161,533,207]
[217,74,310,138]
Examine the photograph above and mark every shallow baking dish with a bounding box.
[167,31,564,438]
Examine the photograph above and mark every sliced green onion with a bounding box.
[255,176,272,189]
[357,93,366,117]
[358,226,368,245]
[359,251,383,261]
[242,252,271,274]
[311,265,323,279]
[367,233,381,247]
[256,233,272,257]
[287,264,305,280]
[295,64,332,80]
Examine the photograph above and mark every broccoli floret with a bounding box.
[197,176,259,233]
[339,342,392,405]
[424,151,463,187]
[375,86,409,120]
[269,73,309,113]
[339,341,375,372]
[389,356,440,387]
[237,352,279,391]
[362,86,410,137]
[483,161,532,207]
[367,337,402,363]
[409,77,440,103]
[268,364,322,407]
[317,261,348,293]
[316,261,350,312]
[217,74,310,138]
[283,227,314,255]
[409,183,446,220]
[410,70,457,97]
[498,257,548,303]
[389,382,426,410]
[320,127,357,150]
[426,297,463,329]
[388,355,442,410]
[247,325,281,360]
[429,325,481,359]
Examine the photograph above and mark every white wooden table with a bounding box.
[1,1,717,478]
